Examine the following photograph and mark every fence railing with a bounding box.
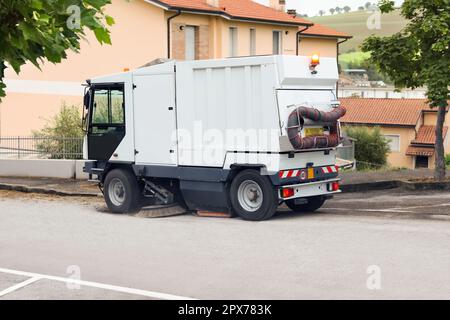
[0,136,84,160]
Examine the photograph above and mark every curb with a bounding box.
[0,183,101,198]
[399,180,450,191]
[340,180,400,193]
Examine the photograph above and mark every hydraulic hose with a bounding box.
[287,105,347,150]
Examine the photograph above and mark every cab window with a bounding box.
[91,85,125,126]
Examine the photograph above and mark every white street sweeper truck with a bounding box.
[82,55,346,221]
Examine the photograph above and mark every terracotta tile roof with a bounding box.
[300,23,352,39]
[152,0,312,25]
[412,126,448,145]
[406,146,435,157]
[340,98,435,126]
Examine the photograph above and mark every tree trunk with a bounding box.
[0,60,5,81]
[434,105,446,181]
[0,60,6,99]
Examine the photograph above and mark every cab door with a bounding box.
[88,84,126,161]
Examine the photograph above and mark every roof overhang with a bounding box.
[341,122,417,128]
[406,146,435,157]
[145,0,313,27]
[299,34,353,40]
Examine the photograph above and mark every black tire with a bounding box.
[230,169,278,221]
[286,196,326,213]
[104,169,142,214]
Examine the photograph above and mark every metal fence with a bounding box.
[337,144,355,163]
[0,137,84,160]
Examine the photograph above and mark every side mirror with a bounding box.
[82,90,92,133]
[84,90,91,109]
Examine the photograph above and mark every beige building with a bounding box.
[0,0,351,136]
[341,98,450,169]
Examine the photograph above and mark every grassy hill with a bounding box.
[309,10,407,53]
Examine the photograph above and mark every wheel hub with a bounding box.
[109,178,126,206]
[237,180,264,212]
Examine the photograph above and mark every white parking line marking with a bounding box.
[0,268,196,300]
[0,276,41,297]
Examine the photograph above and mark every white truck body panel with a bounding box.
[133,73,177,166]
[89,55,339,172]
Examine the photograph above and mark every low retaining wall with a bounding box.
[0,159,89,180]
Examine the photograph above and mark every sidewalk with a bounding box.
[0,169,448,197]
[0,177,100,197]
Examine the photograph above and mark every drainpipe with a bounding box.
[296,26,310,56]
[336,38,350,98]
[167,10,182,59]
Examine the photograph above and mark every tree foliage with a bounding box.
[362,0,450,180]
[345,126,390,170]
[0,0,114,98]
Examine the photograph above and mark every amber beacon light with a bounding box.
[310,53,320,74]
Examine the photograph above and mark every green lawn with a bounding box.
[339,51,371,69]
[309,10,407,53]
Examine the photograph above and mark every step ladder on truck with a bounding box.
[82,55,346,221]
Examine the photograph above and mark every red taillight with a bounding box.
[331,182,340,192]
[281,188,295,199]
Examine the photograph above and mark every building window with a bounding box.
[185,26,198,60]
[415,156,429,169]
[384,135,400,152]
[250,28,256,55]
[272,31,282,54]
[229,27,238,57]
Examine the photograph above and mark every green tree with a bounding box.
[345,126,390,170]
[362,0,450,181]
[0,0,115,98]
[330,8,336,15]
[343,6,351,13]
[33,103,84,159]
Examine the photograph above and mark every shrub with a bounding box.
[345,126,390,170]
[445,154,450,167]
[33,103,84,159]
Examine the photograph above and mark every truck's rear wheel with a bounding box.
[104,169,142,214]
[230,169,278,221]
[286,196,326,213]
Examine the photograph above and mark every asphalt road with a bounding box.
[0,189,449,300]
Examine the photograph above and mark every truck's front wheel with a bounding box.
[230,169,278,221]
[104,169,142,214]
[286,196,326,213]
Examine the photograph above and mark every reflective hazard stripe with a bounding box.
[279,166,339,179]
[322,166,339,174]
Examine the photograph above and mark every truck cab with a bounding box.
[83,55,345,221]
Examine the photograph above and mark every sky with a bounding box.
[254,0,404,17]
